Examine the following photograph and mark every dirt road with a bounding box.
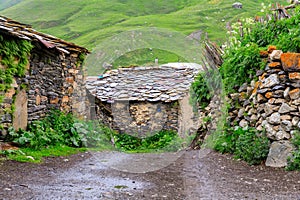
[1,149,300,200]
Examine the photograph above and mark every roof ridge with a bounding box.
[0,15,89,54]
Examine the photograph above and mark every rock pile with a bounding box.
[228,47,300,167]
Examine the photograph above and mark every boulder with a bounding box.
[281,52,300,72]
[289,72,300,81]
[266,141,294,168]
[292,116,300,126]
[267,46,277,53]
[238,108,245,118]
[261,74,279,89]
[279,102,295,114]
[281,120,292,132]
[232,2,242,9]
[239,119,248,128]
[267,112,281,125]
[257,94,267,103]
[280,115,292,121]
[289,88,300,100]
[270,50,283,61]
[283,87,290,100]
[276,130,291,140]
[268,62,281,68]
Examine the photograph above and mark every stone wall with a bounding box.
[27,45,87,122]
[0,54,30,136]
[94,99,179,137]
[228,47,300,167]
[0,43,87,138]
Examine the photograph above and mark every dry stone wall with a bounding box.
[0,45,87,138]
[228,47,300,167]
[94,99,179,137]
[0,59,29,135]
[27,46,86,122]
[0,16,89,138]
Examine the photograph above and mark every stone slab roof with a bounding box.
[0,15,88,54]
[86,63,202,103]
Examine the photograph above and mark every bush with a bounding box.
[286,132,300,171]
[241,8,300,52]
[234,128,269,165]
[286,151,300,171]
[5,109,183,152]
[220,43,262,93]
[221,8,300,93]
[191,69,222,108]
[113,130,180,152]
[214,126,269,165]
[213,124,239,154]
[6,110,113,149]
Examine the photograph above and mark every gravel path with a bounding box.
[1,149,300,200]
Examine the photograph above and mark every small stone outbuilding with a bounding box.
[86,64,202,137]
[0,16,89,137]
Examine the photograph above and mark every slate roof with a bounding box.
[0,15,88,54]
[86,63,202,103]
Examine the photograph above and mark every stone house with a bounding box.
[86,64,202,137]
[0,16,88,137]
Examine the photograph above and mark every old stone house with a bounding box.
[86,64,202,137]
[0,16,88,137]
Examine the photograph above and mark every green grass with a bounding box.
[112,48,187,68]
[1,145,87,163]
[0,0,21,11]
[0,0,288,49]
[0,0,288,75]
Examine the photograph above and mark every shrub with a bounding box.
[191,69,222,108]
[220,43,262,93]
[286,151,300,171]
[286,132,300,171]
[6,109,183,152]
[113,133,142,151]
[221,8,300,93]
[241,7,300,52]
[213,124,239,154]
[234,127,269,165]
[113,130,180,152]
[214,126,269,165]
[6,110,114,149]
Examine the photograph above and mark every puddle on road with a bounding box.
[27,156,150,199]
[92,151,185,173]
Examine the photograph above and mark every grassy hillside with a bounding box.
[0,0,22,11]
[0,0,288,49]
[0,0,288,74]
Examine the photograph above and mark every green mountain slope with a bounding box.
[0,0,22,11]
[0,0,288,50]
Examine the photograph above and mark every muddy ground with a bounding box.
[1,149,300,200]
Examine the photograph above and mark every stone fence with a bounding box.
[228,47,300,167]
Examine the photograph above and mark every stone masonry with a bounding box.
[87,64,201,137]
[228,47,300,167]
[0,15,88,137]
[27,47,86,122]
